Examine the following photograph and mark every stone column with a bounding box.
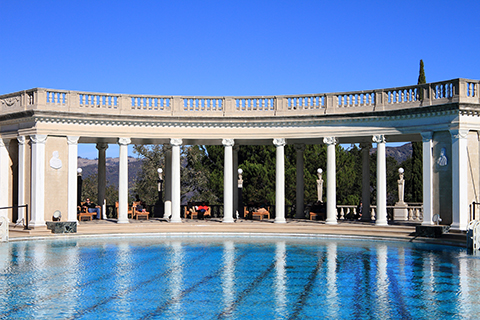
[223,139,235,223]
[450,129,469,230]
[274,138,286,223]
[164,144,172,219]
[0,138,10,221]
[295,144,305,218]
[324,137,337,225]
[170,138,182,223]
[67,136,80,222]
[233,145,239,218]
[30,135,47,227]
[360,143,371,221]
[421,132,434,226]
[17,136,26,223]
[96,142,108,218]
[117,137,131,224]
[373,134,387,226]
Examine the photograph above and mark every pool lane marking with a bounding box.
[138,251,250,320]
[66,248,210,320]
[2,245,170,318]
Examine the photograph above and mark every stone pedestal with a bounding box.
[415,225,450,238]
[393,202,408,221]
[46,221,77,234]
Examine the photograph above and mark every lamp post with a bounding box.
[238,168,243,218]
[155,168,164,218]
[317,168,324,203]
[77,168,83,207]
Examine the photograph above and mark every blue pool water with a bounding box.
[1,236,479,319]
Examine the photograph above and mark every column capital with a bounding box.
[17,136,26,145]
[372,134,386,144]
[273,138,286,147]
[420,131,433,141]
[294,143,305,152]
[30,134,47,144]
[170,138,183,146]
[222,138,235,147]
[118,137,131,145]
[450,129,469,140]
[96,142,108,150]
[323,136,337,145]
[67,136,80,145]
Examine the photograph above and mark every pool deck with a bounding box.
[7,218,467,247]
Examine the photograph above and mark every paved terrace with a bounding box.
[8,219,467,247]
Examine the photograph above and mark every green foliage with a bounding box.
[410,141,423,202]
[132,144,164,205]
[418,59,426,85]
[80,173,118,206]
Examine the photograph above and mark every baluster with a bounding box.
[408,208,413,220]
[415,208,420,221]
[353,208,357,219]
[371,208,376,220]
[340,208,344,220]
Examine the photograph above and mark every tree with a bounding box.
[80,173,118,206]
[410,59,425,202]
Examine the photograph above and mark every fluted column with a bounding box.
[295,144,305,218]
[30,135,47,227]
[274,138,286,223]
[450,129,469,230]
[117,137,131,224]
[164,144,172,219]
[17,136,26,223]
[170,138,182,223]
[223,139,235,223]
[67,136,80,222]
[96,142,108,218]
[324,137,337,225]
[0,138,10,221]
[421,132,433,226]
[360,143,371,221]
[373,134,387,226]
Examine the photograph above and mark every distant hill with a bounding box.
[78,156,143,188]
[371,143,412,163]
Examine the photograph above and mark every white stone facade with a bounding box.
[0,79,479,230]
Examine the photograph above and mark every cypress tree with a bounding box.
[410,60,425,202]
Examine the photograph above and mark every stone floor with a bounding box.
[7,218,467,247]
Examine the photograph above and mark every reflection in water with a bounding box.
[375,244,390,317]
[274,241,287,319]
[222,241,235,312]
[169,241,184,318]
[1,237,480,319]
[326,242,339,318]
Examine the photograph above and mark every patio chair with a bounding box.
[132,201,150,220]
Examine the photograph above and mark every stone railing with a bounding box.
[1,78,478,118]
[336,204,423,222]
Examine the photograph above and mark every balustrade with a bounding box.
[184,98,222,111]
[336,204,423,222]
[2,78,479,117]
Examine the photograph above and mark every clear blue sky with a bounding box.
[2,1,479,158]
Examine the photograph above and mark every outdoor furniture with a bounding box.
[244,206,270,220]
[132,201,150,220]
[77,203,95,221]
[185,202,211,219]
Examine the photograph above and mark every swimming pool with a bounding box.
[1,235,479,319]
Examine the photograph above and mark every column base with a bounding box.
[117,219,130,224]
[223,219,235,223]
[274,218,286,224]
[421,221,434,226]
[29,220,46,227]
[450,222,467,231]
[375,220,388,226]
[325,220,338,225]
[170,218,182,223]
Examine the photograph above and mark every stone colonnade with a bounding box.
[0,130,472,231]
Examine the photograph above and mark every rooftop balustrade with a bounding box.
[1,78,478,118]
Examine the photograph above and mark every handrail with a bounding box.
[0,204,29,230]
[1,78,478,118]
